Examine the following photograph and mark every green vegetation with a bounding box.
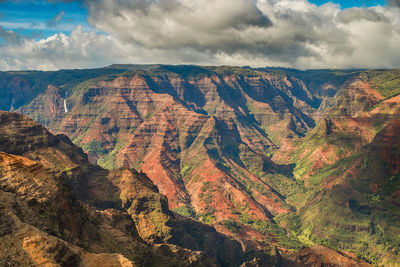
[238,213,304,250]
[82,139,108,157]
[172,205,197,219]
[288,143,400,265]
[198,211,216,224]
[180,164,194,179]
[366,69,400,99]
[98,139,128,169]
[223,219,241,233]
[206,65,264,77]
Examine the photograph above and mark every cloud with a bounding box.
[46,10,65,27]
[0,26,21,44]
[81,0,400,69]
[337,7,388,23]
[86,0,272,52]
[0,26,141,71]
[1,0,400,70]
[388,0,400,7]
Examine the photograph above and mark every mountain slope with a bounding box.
[282,72,400,265]
[1,65,399,265]
[0,110,264,266]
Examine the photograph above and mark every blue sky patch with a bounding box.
[309,0,386,8]
[0,0,89,38]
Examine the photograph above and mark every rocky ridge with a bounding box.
[1,66,399,265]
[0,110,255,266]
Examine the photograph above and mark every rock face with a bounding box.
[0,110,255,267]
[19,67,317,222]
[283,245,372,267]
[1,66,400,265]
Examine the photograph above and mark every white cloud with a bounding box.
[0,26,139,70]
[1,0,400,70]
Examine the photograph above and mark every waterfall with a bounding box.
[64,99,68,113]
[64,92,68,113]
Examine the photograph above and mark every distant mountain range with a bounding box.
[1,65,399,266]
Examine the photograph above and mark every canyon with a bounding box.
[1,65,399,266]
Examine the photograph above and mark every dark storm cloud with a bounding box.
[388,0,400,7]
[85,0,273,51]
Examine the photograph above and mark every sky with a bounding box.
[0,0,399,70]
